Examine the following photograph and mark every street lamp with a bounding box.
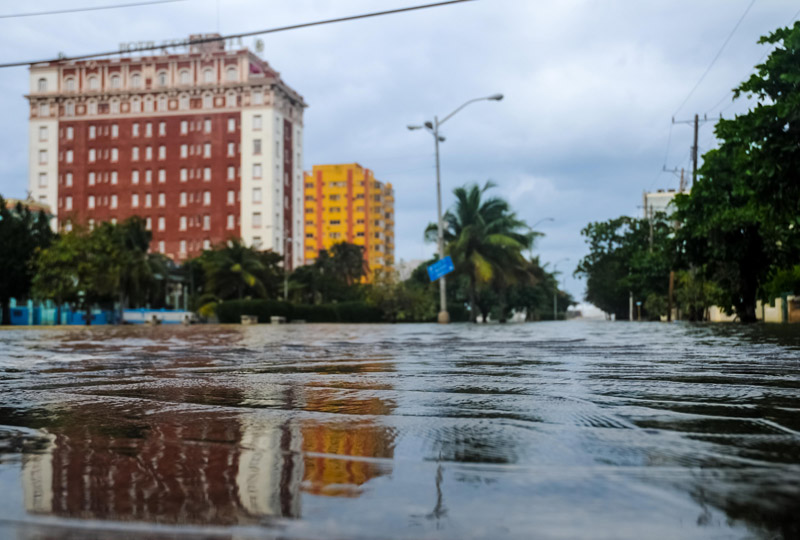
[552,257,569,321]
[408,93,504,324]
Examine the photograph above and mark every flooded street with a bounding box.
[0,321,799,539]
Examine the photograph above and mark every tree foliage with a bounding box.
[673,22,800,322]
[575,215,671,320]
[0,197,54,324]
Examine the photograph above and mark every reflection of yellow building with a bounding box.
[304,164,395,278]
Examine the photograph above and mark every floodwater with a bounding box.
[0,322,799,540]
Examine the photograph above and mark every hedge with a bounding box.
[216,299,384,324]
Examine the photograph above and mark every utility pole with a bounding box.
[692,113,699,186]
[668,270,675,322]
[648,205,654,253]
[672,115,718,188]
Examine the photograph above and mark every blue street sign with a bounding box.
[427,256,455,282]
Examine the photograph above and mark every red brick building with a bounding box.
[27,34,306,267]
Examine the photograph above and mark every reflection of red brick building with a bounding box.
[26,34,305,266]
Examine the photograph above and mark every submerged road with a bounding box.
[0,321,799,539]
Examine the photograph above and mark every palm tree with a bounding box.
[201,239,267,300]
[426,181,535,321]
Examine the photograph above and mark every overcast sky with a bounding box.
[0,0,797,301]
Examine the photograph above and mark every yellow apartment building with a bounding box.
[304,164,395,278]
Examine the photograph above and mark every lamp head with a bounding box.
[438,136,446,142]
[488,93,504,101]
[424,121,434,130]
[407,125,422,131]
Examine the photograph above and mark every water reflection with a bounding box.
[13,355,398,528]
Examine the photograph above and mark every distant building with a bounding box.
[26,34,306,267]
[395,259,425,281]
[303,164,394,277]
[3,197,52,216]
[643,189,680,219]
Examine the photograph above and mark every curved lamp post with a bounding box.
[408,93,504,324]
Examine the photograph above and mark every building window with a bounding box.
[66,126,74,140]
[111,124,118,138]
[87,76,98,90]
[110,74,120,89]
[227,214,234,229]
[227,166,235,180]
[38,126,47,141]
[158,145,166,159]
[37,78,47,92]
[132,170,139,184]
[158,72,168,86]
[145,123,152,137]
[179,216,187,231]
[110,100,120,114]
[157,95,166,111]
[65,150,73,163]
[145,217,151,230]
[179,192,187,206]
[65,78,75,91]
[203,143,211,158]
[111,148,118,162]
[203,94,213,108]
[158,193,165,207]
[110,195,118,209]
[203,69,213,83]
[88,149,96,163]
[132,194,139,207]
[180,240,187,254]
[158,169,166,183]
[132,147,139,161]
[253,115,261,130]
[225,92,235,107]
[111,171,118,184]
[199,119,210,133]
[203,215,210,230]
[132,123,139,137]
[179,94,189,110]
[203,191,211,206]
[180,168,188,182]
[253,139,261,154]
[252,91,263,105]
[158,217,165,231]
[227,142,235,157]
[89,125,96,139]
[145,146,153,160]
[88,101,98,115]
[88,172,96,186]
[38,173,47,187]
[88,195,95,209]
[145,193,152,207]
[203,167,211,181]
[226,66,237,81]
[253,187,262,203]
[158,240,165,253]
[65,173,73,187]
[179,70,190,85]
[253,164,262,179]
[180,120,188,134]
[227,117,235,132]
[131,73,141,88]
[180,144,188,158]
[145,170,152,183]
[252,212,262,227]
[252,236,262,249]
[158,122,166,136]
[227,190,234,204]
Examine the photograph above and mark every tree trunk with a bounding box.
[468,279,478,323]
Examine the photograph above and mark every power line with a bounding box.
[0,0,474,68]
[0,0,187,19]
[673,0,757,117]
